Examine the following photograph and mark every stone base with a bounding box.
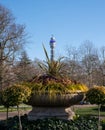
[28,107,75,120]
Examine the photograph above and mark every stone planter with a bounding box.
[28,92,84,120]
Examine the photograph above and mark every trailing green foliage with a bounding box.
[23,82,88,95]
[0,115,98,130]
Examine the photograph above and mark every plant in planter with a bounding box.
[26,45,88,120]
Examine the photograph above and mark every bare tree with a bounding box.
[65,41,101,87]
[65,45,82,81]
[0,4,27,89]
[78,41,100,87]
[13,51,36,82]
[99,46,105,86]
[82,53,100,86]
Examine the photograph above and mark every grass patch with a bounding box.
[74,105,105,117]
[0,104,32,112]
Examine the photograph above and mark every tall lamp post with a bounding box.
[49,36,56,61]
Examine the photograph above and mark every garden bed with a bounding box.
[0,114,98,130]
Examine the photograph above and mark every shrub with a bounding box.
[101,119,105,130]
[1,84,31,130]
[86,86,105,130]
[1,84,31,107]
[0,115,98,130]
[86,86,105,105]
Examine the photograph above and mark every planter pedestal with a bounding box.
[28,107,75,120]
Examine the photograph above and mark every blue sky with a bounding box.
[0,0,105,60]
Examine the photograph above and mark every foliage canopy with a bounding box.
[1,84,31,108]
[86,86,105,105]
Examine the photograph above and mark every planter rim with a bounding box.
[28,92,85,107]
[32,91,86,94]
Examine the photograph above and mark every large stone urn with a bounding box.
[28,91,85,120]
[27,74,87,120]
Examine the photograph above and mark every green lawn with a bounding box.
[74,105,105,117]
[0,104,32,112]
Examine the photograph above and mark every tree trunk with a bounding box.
[98,104,101,130]
[6,107,9,120]
[0,65,3,90]
[17,105,22,130]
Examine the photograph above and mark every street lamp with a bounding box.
[49,36,56,61]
